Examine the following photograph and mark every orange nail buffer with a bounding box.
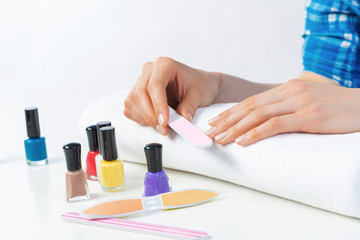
[80,189,218,219]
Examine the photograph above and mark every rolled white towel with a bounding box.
[78,90,360,218]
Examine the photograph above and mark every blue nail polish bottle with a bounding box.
[24,107,48,166]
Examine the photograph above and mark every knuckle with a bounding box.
[252,107,267,119]
[123,109,132,120]
[147,82,157,93]
[306,103,323,116]
[155,56,174,68]
[218,117,229,128]
[243,96,257,111]
[145,116,157,128]
[267,117,281,130]
[124,97,131,109]
[135,76,142,84]
[155,56,172,63]
[284,79,309,93]
[134,90,146,100]
[287,78,302,85]
[248,128,258,140]
[219,109,231,118]
[295,93,311,107]
[142,62,153,72]
[227,125,238,136]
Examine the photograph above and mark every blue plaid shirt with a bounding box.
[302,0,360,87]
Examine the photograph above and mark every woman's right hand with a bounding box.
[124,57,221,136]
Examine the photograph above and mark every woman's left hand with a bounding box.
[205,79,360,146]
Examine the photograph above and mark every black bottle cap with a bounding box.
[63,143,82,171]
[96,121,111,155]
[25,107,41,138]
[144,143,163,173]
[100,126,118,161]
[86,125,98,151]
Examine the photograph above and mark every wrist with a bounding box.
[298,71,339,86]
[208,72,223,100]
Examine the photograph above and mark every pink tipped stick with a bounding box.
[62,212,210,240]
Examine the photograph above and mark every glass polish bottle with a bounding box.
[85,125,99,180]
[24,107,48,166]
[144,143,170,197]
[99,126,125,192]
[63,143,90,202]
[95,121,111,184]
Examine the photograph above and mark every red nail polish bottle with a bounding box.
[85,125,99,180]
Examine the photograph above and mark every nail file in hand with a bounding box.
[168,107,213,148]
[80,189,218,219]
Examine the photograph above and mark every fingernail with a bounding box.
[156,125,166,136]
[235,135,246,144]
[158,113,165,126]
[208,116,220,125]
[215,132,227,141]
[205,127,216,135]
[187,113,192,122]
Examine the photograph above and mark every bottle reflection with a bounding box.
[27,165,51,220]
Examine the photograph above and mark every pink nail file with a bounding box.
[168,107,213,148]
[62,212,211,240]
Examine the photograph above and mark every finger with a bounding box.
[125,64,153,125]
[214,101,295,145]
[133,64,159,128]
[125,98,170,135]
[125,62,171,136]
[176,88,201,122]
[123,108,146,126]
[137,92,162,126]
[206,85,290,138]
[235,114,301,146]
[205,103,246,138]
[207,84,289,128]
[155,124,170,136]
[148,58,177,127]
[124,85,146,125]
[138,93,170,136]
[124,85,136,113]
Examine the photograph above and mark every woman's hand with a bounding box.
[205,79,360,146]
[124,57,221,135]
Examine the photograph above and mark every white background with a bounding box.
[4,1,358,240]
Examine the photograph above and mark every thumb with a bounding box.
[176,89,200,122]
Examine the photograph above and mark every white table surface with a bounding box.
[2,145,360,240]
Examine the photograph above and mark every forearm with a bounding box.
[212,72,278,103]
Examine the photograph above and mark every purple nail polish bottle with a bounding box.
[144,143,170,197]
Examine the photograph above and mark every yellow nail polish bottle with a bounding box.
[99,126,125,192]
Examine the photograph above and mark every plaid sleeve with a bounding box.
[302,0,360,88]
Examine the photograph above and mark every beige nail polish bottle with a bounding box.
[63,143,90,202]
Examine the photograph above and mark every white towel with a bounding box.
[78,90,360,218]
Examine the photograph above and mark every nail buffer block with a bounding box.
[80,189,218,219]
[168,107,212,148]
